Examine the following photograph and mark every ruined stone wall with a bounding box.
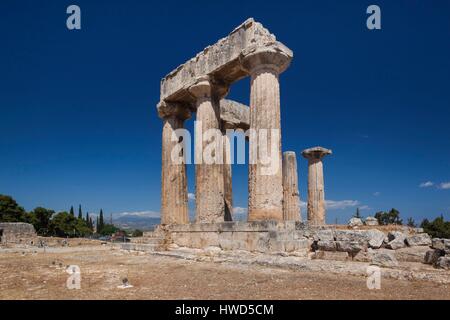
[0,223,37,245]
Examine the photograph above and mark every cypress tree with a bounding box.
[70,206,74,217]
[78,205,83,219]
[99,209,104,232]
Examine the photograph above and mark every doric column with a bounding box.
[241,44,293,221]
[157,101,191,225]
[222,128,233,221]
[301,147,332,225]
[189,77,228,223]
[282,151,301,221]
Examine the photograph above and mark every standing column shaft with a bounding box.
[302,147,332,225]
[189,77,227,223]
[223,130,233,221]
[307,159,324,224]
[242,48,292,221]
[282,151,301,221]
[158,102,190,225]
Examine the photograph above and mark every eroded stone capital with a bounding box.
[188,76,229,102]
[157,101,191,120]
[240,42,293,75]
[301,146,332,161]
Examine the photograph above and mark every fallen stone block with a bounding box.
[405,233,432,247]
[366,229,385,249]
[317,240,337,251]
[395,246,429,263]
[436,256,450,270]
[431,238,445,250]
[335,241,365,255]
[315,229,335,241]
[386,231,406,249]
[371,250,399,267]
[424,249,445,265]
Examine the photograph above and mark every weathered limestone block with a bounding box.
[394,246,430,263]
[220,99,250,131]
[371,250,399,267]
[432,238,445,250]
[405,233,432,247]
[334,230,367,242]
[386,231,406,250]
[424,249,445,265]
[160,18,280,103]
[282,151,301,221]
[431,238,450,254]
[314,229,335,241]
[366,229,385,249]
[301,147,332,225]
[157,101,191,225]
[436,257,450,270]
[348,217,363,227]
[335,241,365,255]
[317,240,337,251]
[364,216,379,226]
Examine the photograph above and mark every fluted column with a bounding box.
[157,102,191,225]
[223,129,233,221]
[189,77,228,223]
[241,45,293,221]
[282,151,301,221]
[301,147,332,225]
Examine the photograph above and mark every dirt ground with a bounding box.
[1,246,449,300]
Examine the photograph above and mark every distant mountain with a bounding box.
[112,211,161,231]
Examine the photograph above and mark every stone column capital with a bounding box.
[301,146,332,161]
[188,76,229,101]
[157,101,191,121]
[240,42,293,75]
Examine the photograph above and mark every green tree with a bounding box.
[0,195,27,222]
[406,217,416,228]
[78,205,83,220]
[98,223,118,236]
[354,207,361,219]
[132,229,143,237]
[69,206,75,217]
[375,208,403,225]
[421,215,450,239]
[98,209,105,233]
[50,212,78,237]
[28,207,54,235]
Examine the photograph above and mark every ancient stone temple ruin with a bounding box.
[128,19,448,270]
[118,19,448,273]
[152,18,336,252]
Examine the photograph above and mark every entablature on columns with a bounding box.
[158,18,293,107]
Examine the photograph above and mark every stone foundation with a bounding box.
[139,222,440,268]
[0,223,37,245]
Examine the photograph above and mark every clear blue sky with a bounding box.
[1,0,449,224]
